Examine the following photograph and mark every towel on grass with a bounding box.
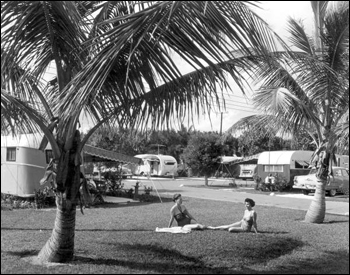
[155,226,191,234]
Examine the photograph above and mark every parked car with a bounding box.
[293,166,349,196]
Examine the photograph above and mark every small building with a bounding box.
[257,150,313,186]
[134,154,177,177]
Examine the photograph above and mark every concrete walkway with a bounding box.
[103,196,139,204]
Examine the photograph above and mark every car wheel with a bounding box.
[302,190,310,195]
[328,189,337,197]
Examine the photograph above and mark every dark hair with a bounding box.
[245,198,255,207]
[172,193,181,202]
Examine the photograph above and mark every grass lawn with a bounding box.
[1,197,349,274]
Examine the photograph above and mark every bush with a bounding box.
[274,174,289,192]
[34,186,55,209]
[138,194,159,202]
[1,193,50,210]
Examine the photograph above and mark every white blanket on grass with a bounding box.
[155,226,191,234]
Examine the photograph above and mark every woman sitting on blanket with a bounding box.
[208,198,259,234]
[168,193,207,230]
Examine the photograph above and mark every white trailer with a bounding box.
[134,154,177,176]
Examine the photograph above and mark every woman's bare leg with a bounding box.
[228,227,244,232]
[208,221,242,230]
[183,223,207,230]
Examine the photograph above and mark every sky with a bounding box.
[188,1,314,133]
[75,1,314,134]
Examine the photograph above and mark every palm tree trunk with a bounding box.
[304,179,326,223]
[38,133,81,263]
[304,149,332,223]
[204,175,208,186]
[38,194,77,262]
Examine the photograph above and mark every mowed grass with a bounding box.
[1,197,349,274]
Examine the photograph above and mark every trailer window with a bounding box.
[164,161,175,165]
[6,147,16,161]
[263,165,283,172]
[45,150,53,164]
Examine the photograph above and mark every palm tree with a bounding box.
[226,1,349,223]
[1,1,280,263]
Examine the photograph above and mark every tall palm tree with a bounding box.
[226,1,349,224]
[1,1,280,263]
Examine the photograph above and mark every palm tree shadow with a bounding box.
[5,250,39,257]
[325,220,349,224]
[72,244,236,274]
[257,230,289,234]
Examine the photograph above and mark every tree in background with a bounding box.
[235,129,285,156]
[182,132,223,185]
[87,126,149,157]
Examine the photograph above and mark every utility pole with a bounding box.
[220,112,223,136]
[218,111,228,136]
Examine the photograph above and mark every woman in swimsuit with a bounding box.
[168,193,207,230]
[208,198,258,233]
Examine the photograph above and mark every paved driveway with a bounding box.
[121,177,349,216]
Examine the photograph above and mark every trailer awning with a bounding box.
[295,160,310,167]
[83,145,141,165]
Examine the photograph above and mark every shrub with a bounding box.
[138,194,159,202]
[274,174,289,192]
[34,186,55,208]
[1,193,49,210]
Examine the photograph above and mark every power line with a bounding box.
[224,108,258,113]
[220,92,253,99]
[214,102,257,111]
[211,106,259,113]
[218,100,254,107]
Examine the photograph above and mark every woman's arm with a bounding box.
[168,216,175,228]
[168,208,175,227]
[252,211,258,233]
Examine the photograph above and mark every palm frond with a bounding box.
[1,90,46,136]
[287,17,315,55]
[52,1,281,132]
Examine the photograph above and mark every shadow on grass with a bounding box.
[73,238,305,273]
[5,250,38,257]
[293,218,349,224]
[324,220,350,224]
[267,249,349,274]
[255,230,290,234]
[73,244,236,274]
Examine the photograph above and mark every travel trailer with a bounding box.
[134,154,177,176]
[257,150,313,186]
[1,133,53,197]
